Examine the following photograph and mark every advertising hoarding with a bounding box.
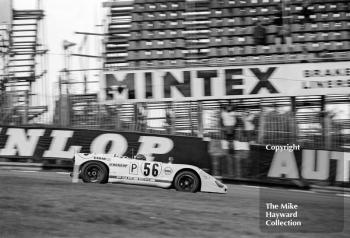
[101,61,350,101]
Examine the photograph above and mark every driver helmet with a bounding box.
[135,154,147,160]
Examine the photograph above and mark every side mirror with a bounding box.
[168,157,174,164]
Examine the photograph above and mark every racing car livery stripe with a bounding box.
[109,175,172,183]
[154,179,173,183]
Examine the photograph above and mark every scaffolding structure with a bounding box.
[0,1,48,124]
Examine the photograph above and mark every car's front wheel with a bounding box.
[174,171,200,193]
[80,161,108,183]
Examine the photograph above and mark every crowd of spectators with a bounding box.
[252,1,314,51]
[220,104,259,144]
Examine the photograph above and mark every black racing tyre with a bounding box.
[80,162,108,183]
[174,170,200,193]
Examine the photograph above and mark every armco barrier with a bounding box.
[0,125,210,170]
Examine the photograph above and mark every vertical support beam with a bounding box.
[62,40,75,127]
[170,102,175,134]
[97,103,101,128]
[320,95,329,149]
[115,104,121,130]
[64,52,70,95]
[188,102,193,135]
[257,99,265,144]
[291,96,297,143]
[168,101,175,134]
[58,74,62,126]
[22,90,29,124]
[83,75,87,94]
[133,103,138,131]
[197,101,203,137]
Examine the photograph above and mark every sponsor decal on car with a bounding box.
[94,156,111,161]
[164,167,173,175]
[109,175,152,182]
[109,163,128,167]
[109,175,171,183]
[129,163,138,175]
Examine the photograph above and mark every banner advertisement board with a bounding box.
[249,145,349,184]
[0,126,210,169]
[101,61,350,101]
[1,126,349,185]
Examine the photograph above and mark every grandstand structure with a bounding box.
[0,0,345,151]
[103,0,350,69]
[81,0,348,150]
[0,0,48,125]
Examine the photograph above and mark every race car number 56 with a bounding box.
[142,162,162,177]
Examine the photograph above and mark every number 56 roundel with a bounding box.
[141,162,162,177]
[72,153,227,194]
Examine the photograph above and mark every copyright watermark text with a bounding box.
[265,144,300,152]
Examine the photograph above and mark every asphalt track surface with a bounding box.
[0,170,349,238]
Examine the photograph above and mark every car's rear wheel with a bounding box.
[80,161,108,183]
[174,171,200,193]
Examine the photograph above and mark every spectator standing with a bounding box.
[221,105,237,141]
[301,1,313,23]
[164,107,175,134]
[233,139,250,178]
[273,4,283,26]
[253,21,267,45]
[137,103,147,131]
[114,86,126,129]
[275,24,293,51]
[318,48,334,59]
[320,109,336,149]
[242,111,256,143]
[219,105,238,178]
[208,139,228,178]
[300,46,310,63]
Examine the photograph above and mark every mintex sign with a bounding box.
[101,61,350,101]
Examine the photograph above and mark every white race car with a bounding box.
[71,153,227,194]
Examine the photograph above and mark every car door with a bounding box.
[132,159,173,187]
[108,158,164,186]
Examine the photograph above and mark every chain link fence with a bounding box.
[1,93,349,150]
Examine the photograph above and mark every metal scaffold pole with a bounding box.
[22,90,29,124]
